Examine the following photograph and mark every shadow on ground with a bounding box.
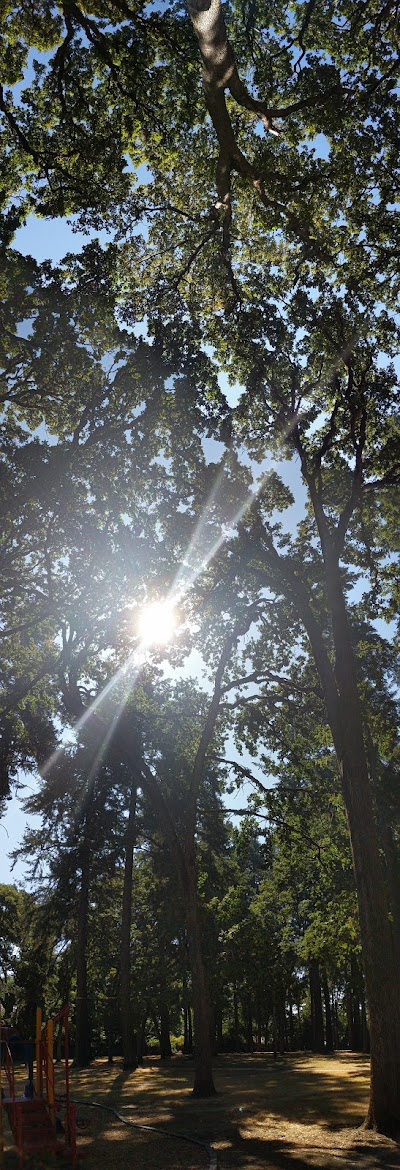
[49,1052,400,1170]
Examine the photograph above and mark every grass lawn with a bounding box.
[2,1052,400,1170]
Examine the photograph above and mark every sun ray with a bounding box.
[169,464,275,605]
[41,649,143,779]
[41,445,290,784]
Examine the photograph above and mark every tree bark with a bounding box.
[278,1008,285,1056]
[233,990,240,1050]
[160,1003,172,1061]
[274,518,400,1132]
[288,995,294,1051]
[309,959,324,1053]
[184,850,216,1095]
[183,1004,193,1054]
[137,1016,147,1063]
[322,969,334,1053]
[215,1005,223,1053]
[120,781,137,1069]
[325,558,400,1131]
[74,843,91,1067]
[243,995,254,1052]
[184,0,329,249]
[361,994,370,1054]
[256,1003,262,1050]
[333,997,340,1050]
[376,813,400,972]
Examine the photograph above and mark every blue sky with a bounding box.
[1,210,307,885]
[13,215,112,264]
[2,203,395,886]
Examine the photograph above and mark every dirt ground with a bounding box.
[2,1052,400,1170]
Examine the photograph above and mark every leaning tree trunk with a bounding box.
[325,558,400,1133]
[290,533,400,1133]
[380,819,400,970]
[120,781,137,1069]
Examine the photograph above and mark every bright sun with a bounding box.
[137,600,177,647]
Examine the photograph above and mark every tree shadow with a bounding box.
[57,1054,400,1170]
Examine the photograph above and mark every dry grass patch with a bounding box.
[2,1053,400,1170]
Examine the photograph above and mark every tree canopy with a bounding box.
[1,0,399,1135]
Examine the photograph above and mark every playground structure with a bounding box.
[0,1005,76,1164]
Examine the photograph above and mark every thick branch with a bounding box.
[222,669,322,697]
[0,85,41,164]
[187,604,260,834]
[186,0,339,246]
[240,512,342,751]
[225,805,324,861]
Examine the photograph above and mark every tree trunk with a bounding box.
[183,1005,193,1054]
[346,984,355,1050]
[182,966,193,1054]
[309,960,324,1053]
[256,1003,262,1050]
[272,1001,278,1059]
[322,970,334,1053]
[74,844,91,1067]
[215,1005,223,1053]
[233,990,240,1049]
[188,1004,193,1053]
[137,1017,147,1063]
[278,1006,285,1056]
[379,816,400,971]
[160,1003,172,1061]
[333,998,340,1050]
[297,547,400,1133]
[241,995,254,1052]
[120,782,137,1069]
[288,995,294,1051]
[326,568,400,1131]
[184,853,216,1095]
[361,994,370,1054]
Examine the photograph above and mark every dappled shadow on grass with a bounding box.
[218,1132,400,1170]
[71,1101,208,1170]
[65,1052,370,1127]
[53,1053,400,1170]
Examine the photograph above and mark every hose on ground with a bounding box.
[69,1098,218,1170]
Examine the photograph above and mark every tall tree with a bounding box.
[192,305,400,1128]
[1,0,399,1134]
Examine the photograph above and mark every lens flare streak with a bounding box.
[42,454,279,783]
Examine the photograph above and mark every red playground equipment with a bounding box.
[0,1005,76,1164]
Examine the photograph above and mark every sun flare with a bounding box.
[137,600,177,647]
